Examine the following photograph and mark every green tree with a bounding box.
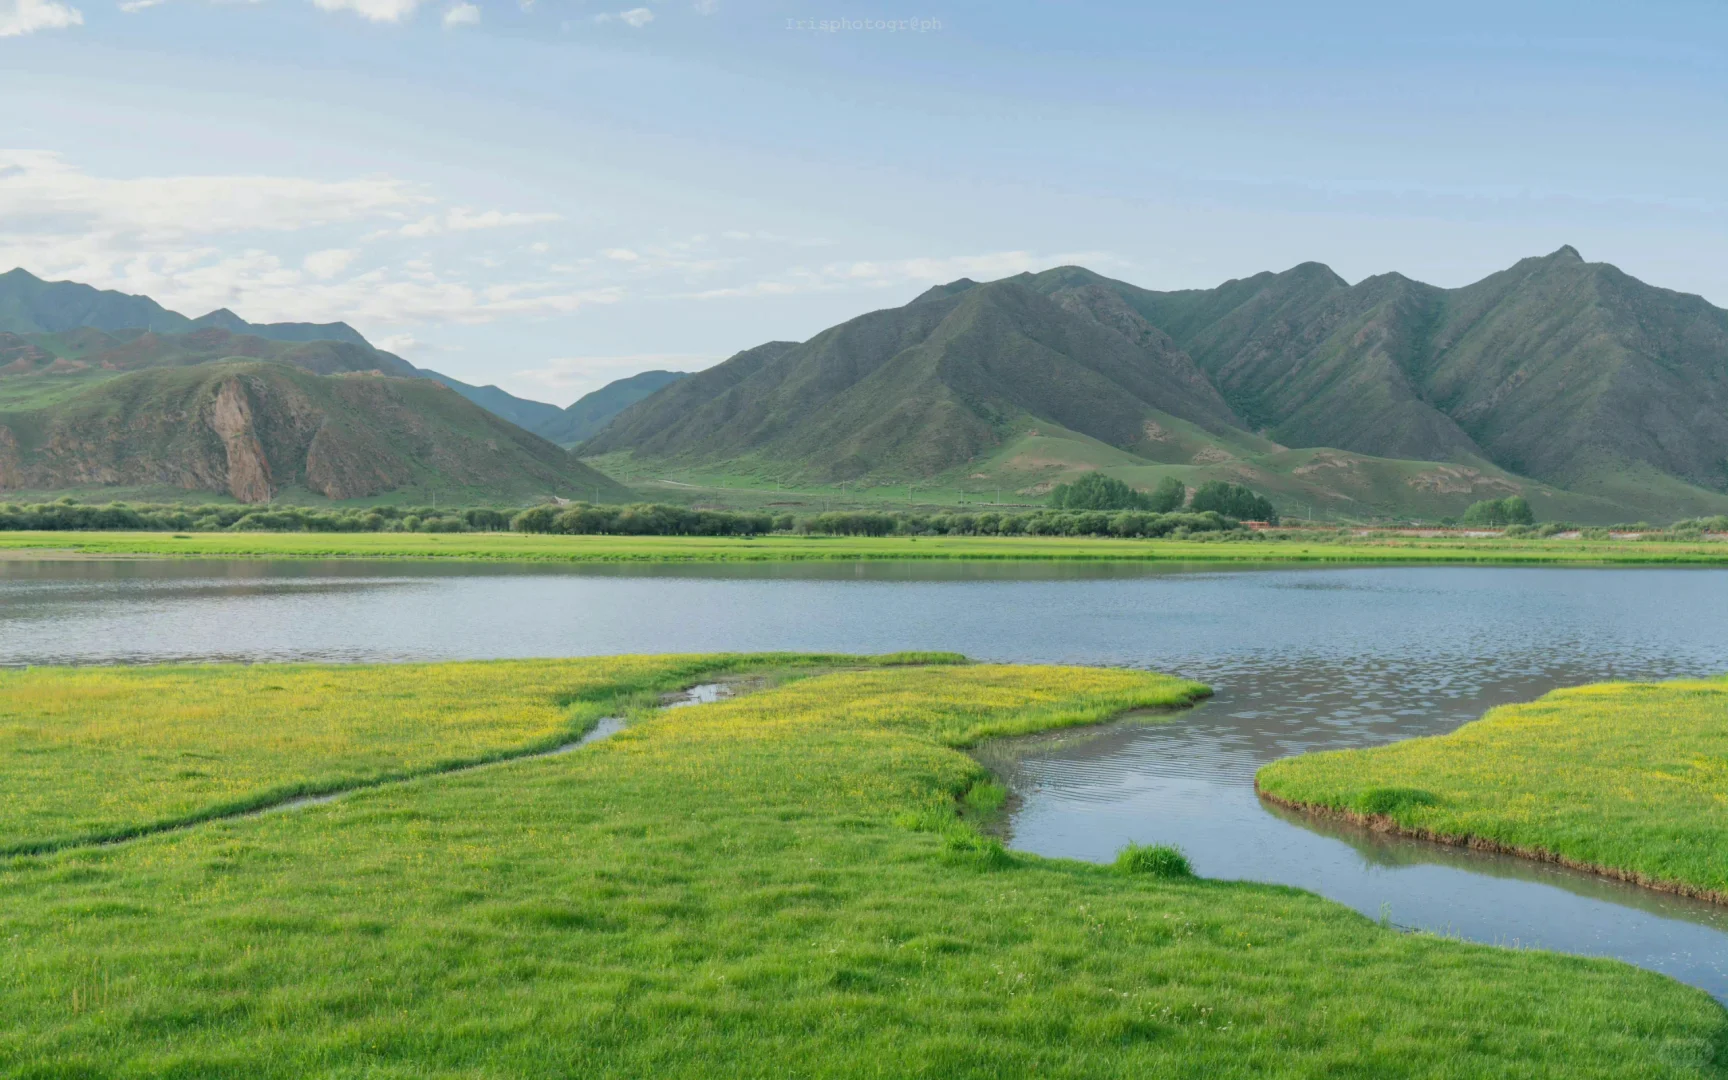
[1048,473,1146,511]
[1147,476,1187,513]
[1189,481,1278,524]
[1462,496,1535,527]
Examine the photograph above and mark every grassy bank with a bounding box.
[2,529,1727,564]
[2,659,1724,1076]
[1257,677,1728,901]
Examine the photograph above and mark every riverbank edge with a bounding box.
[1253,783,1728,907]
[3,532,1728,565]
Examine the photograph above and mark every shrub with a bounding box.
[1114,843,1193,878]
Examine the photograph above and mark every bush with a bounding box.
[1189,481,1278,524]
[1462,496,1535,527]
[1114,843,1193,878]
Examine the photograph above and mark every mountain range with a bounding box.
[584,248,1728,522]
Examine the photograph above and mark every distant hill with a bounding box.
[537,370,688,446]
[0,361,633,504]
[0,268,369,345]
[419,371,566,434]
[583,249,1728,522]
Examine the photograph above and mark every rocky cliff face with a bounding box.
[207,377,276,502]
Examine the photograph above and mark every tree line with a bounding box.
[1048,474,1279,524]
[0,498,1252,539]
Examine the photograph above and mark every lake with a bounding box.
[5,557,1728,995]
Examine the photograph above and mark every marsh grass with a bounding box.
[1116,843,1195,879]
[0,661,1723,1077]
[0,652,961,854]
[1258,676,1728,898]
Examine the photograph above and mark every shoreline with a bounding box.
[2,531,1728,565]
[1255,784,1728,908]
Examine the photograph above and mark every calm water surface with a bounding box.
[5,558,1728,995]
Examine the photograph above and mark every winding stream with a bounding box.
[4,557,1727,995]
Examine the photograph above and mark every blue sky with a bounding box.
[3,0,1725,404]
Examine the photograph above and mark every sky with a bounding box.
[3,0,1726,405]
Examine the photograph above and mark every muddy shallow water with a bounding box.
[4,557,1728,995]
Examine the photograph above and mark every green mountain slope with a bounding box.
[581,249,1728,521]
[584,279,1243,479]
[0,362,632,505]
[1022,248,1728,514]
[537,370,689,446]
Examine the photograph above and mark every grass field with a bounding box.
[2,529,1727,564]
[1,658,1725,1077]
[1257,677,1728,900]
[0,653,913,854]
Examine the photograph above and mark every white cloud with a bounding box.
[595,6,651,26]
[508,353,711,401]
[602,248,640,262]
[0,0,83,36]
[692,250,1124,299]
[374,333,418,353]
[441,1,476,26]
[117,0,163,12]
[398,207,561,237]
[310,0,425,22]
[302,247,358,279]
[692,0,716,12]
[0,150,426,239]
[0,150,610,332]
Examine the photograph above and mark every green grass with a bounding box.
[1257,677,1728,900]
[2,528,1727,564]
[0,654,930,855]
[1,658,1725,1076]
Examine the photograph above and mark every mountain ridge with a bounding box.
[585,248,1728,521]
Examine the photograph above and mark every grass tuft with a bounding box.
[1114,843,1194,878]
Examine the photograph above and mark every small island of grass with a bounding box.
[1257,676,1728,901]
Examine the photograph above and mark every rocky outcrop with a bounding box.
[207,377,275,503]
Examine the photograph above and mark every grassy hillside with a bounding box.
[583,279,1246,480]
[0,361,633,504]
